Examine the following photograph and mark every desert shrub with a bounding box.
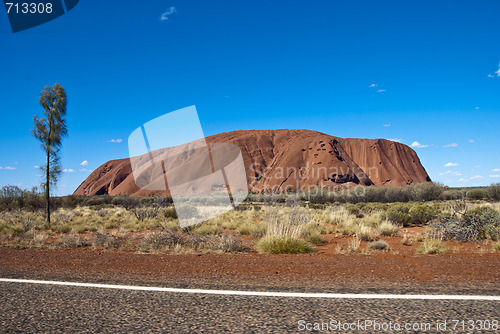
[61,195,77,209]
[441,189,466,201]
[382,204,412,227]
[303,221,329,236]
[306,188,333,204]
[370,186,410,203]
[409,182,444,202]
[487,183,500,201]
[469,207,500,240]
[51,224,71,234]
[28,231,48,248]
[327,207,354,225]
[256,206,314,254]
[378,220,399,236]
[433,207,500,242]
[221,219,240,230]
[0,185,44,211]
[356,225,376,241]
[246,193,265,203]
[360,211,382,227]
[234,204,251,211]
[493,242,500,252]
[409,204,441,225]
[236,221,266,236]
[139,229,187,252]
[305,233,323,245]
[346,203,366,218]
[384,186,410,202]
[336,217,358,235]
[337,237,361,254]
[416,239,446,254]
[255,235,313,254]
[131,206,160,220]
[400,233,412,246]
[466,189,487,201]
[192,223,220,235]
[163,207,178,219]
[112,196,139,210]
[73,224,98,233]
[368,240,389,250]
[59,235,89,248]
[265,206,310,238]
[307,203,326,210]
[0,223,25,237]
[93,231,119,248]
[205,235,246,253]
[84,195,112,207]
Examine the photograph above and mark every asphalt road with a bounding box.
[1,281,499,333]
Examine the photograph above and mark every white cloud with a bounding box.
[388,138,402,143]
[458,178,466,182]
[492,168,500,172]
[438,171,461,176]
[488,74,494,78]
[489,175,500,178]
[444,162,459,167]
[0,166,16,170]
[443,143,458,148]
[474,165,480,168]
[33,165,39,169]
[410,141,429,148]
[79,168,92,173]
[108,139,123,143]
[383,123,391,127]
[80,160,88,166]
[474,107,480,110]
[62,169,75,173]
[369,84,378,87]
[160,7,176,21]
[376,89,386,93]
[469,139,475,143]
[470,175,484,180]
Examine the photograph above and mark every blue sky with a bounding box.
[0,0,499,195]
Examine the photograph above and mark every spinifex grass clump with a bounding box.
[255,206,313,254]
[416,238,447,255]
[377,220,399,236]
[368,240,390,250]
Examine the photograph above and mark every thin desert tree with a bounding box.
[32,83,67,228]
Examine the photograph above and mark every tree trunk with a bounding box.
[46,148,50,229]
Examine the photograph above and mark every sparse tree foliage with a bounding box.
[32,83,67,228]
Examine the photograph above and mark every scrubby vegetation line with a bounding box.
[0,183,499,255]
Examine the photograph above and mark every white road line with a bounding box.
[1,278,499,301]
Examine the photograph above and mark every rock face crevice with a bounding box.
[74,129,430,196]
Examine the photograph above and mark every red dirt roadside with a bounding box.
[0,248,498,287]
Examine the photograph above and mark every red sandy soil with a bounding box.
[74,129,430,196]
[1,234,498,287]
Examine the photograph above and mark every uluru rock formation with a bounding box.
[74,129,430,196]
